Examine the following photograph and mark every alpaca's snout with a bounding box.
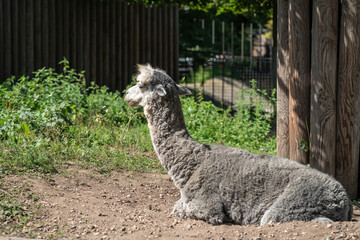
[124,85,143,107]
[124,90,131,103]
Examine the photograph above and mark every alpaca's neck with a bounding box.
[144,97,204,188]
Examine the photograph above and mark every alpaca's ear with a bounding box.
[154,84,167,96]
[176,84,192,96]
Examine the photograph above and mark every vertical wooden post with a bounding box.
[288,0,311,164]
[276,0,290,159]
[173,5,179,82]
[336,0,360,200]
[310,0,339,176]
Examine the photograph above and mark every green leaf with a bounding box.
[21,123,30,136]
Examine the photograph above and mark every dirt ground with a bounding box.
[1,165,360,240]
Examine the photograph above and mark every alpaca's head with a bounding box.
[124,64,191,108]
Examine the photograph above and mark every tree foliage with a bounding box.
[129,0,273,20]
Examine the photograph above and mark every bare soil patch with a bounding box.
[1,166,360,240]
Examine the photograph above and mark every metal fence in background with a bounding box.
[178,19,275,109]
[179,50,275,109]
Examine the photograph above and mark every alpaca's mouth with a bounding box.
[128,101,138,107]
[124,98,138,107]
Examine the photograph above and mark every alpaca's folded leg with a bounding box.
[172,196,226,225]
[172,199,187,219]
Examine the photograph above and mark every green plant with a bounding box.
[0,60,276,176]
[0,178,38,233]
[181,80,276,154]
[0,199,29,223]
[298,121,310,153]
[0,59,149,175]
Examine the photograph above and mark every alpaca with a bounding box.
[124,64,353,225]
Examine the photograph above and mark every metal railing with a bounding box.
[179,50,275,109]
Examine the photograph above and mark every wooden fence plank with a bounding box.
[34,0,42,70]
[276,0,290,158]
[154,8,159,66]
[310,0,339,176]
[162,7,168,71]
[121,2,128,89]
[0,1,4,80]
[103,1,110,89]
[11,0,19,75]
[63,0,70,62]
[48,0,56,68]
[4,0,12,77]
[26,0,34,74]
[69,0,77,68]
[288,0,311,164]
[139,4,146,63]
[134,4,140,67]
[42,0,49,67]
[97,0,103,85]
[173,5,179,82]
[145,7,151,63]
[83,0,90,85]
[18,0,27,74]
[115,1,122,90]
[55,0,63,71]
[168,6,174,78]
[336,0,360,200]
[89,0,97,85]
[77,0,81,70]
[128,4,134,81]
[109,0,116,91]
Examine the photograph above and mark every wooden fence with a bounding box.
[276,0,360,199]
[0,0,179,91]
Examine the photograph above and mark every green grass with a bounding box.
[183,81,276,155]
[0,59,276,176]
[0,177,40,236]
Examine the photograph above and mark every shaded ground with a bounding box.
[1,166,360,240]
[186,77,274,112]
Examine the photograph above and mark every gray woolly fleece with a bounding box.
[124,64,352,225]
